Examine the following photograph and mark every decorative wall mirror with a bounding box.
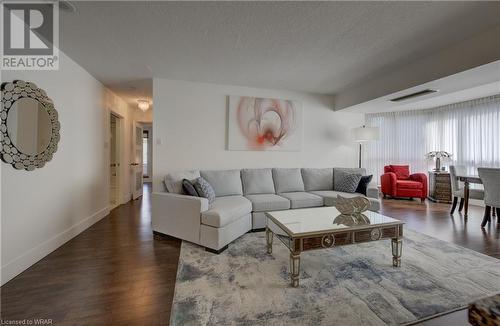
[1,80,61,171]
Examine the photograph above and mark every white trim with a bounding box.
[121,192,132,204]
[1,206,111,286]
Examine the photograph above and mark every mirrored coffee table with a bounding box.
[265,206,404,287]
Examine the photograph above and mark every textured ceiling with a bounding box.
[60,1,500,104]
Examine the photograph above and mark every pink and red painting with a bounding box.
[228,96,302,151]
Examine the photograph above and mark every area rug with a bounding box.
[170,230,500,325]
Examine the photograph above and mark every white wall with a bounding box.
[153,78,364,192]
[0,52,130,285]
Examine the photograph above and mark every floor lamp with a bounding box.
[352,125,379,168]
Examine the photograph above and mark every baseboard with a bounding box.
[0,206,110,286]
[120,192,132,205]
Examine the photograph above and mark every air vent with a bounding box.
[389,89,437,102]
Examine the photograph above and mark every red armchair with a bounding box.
[381,165,428,202]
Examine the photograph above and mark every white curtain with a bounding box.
[364,94,500,184]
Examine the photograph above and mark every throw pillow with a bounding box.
[193,177,216,204]
[182,179,199,197]
[355,175,373,195]
[335,172,362,193]
[390,165,410,180]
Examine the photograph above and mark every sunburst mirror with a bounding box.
[0,80,61,171]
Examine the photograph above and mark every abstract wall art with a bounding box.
[228,96,303,151]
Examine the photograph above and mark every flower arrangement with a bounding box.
[425,151,452,171]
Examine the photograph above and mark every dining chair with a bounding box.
[449,165,484,214]
[477,167,500,227]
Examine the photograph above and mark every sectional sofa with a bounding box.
[152,168,380,253]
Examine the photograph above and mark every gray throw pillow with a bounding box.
[182,179,199,197]
[334,172,362,193]
[193,177,216,204]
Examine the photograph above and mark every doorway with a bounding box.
[141,123,153,183]
[110,113,122,208]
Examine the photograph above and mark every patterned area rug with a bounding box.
[170,230,500,325]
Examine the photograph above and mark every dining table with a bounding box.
[456,174,483,219]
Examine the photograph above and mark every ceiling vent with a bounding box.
[389,89,438,102]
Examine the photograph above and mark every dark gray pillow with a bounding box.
[334,172,362,193]
[193,177,216,204]
[182,179,199,197]
[355,175,373,195]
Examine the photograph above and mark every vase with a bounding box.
[434,157,441,171]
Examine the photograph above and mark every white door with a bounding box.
[132,122,143,199]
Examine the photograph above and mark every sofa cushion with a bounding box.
[251,212,267,230]
[279,192,323,209]
[244,194,290,212]
[272,168,305,193]
[165,170,200,194]
[200,170,243,197]
[311,190,380,212]
[301,168,334,191]
[334,171,362,193]
[390,165,410,180]
[397,180,423,189]
[201,196,252,228]
[241,168,275,195]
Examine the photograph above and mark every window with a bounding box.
[364,95,500,183]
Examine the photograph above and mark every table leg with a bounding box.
[391,238,402,267]
[290,252,301,287]
[464,181,470,219]
[266,227,273,254]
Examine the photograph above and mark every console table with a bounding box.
[428,171,452,204]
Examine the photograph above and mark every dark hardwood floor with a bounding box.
[380,198,499,259]
[1,185,498,325]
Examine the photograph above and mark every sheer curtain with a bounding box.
[364,94,500,184]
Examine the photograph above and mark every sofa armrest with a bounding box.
[380,172,397,196]
[366,183,380,199]
[152,192,209,244]
[410,173,428,198]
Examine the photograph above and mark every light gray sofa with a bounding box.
[152,168,380,253]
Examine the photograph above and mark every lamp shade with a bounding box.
[352,126,379,142]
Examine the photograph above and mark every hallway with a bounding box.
[1,184,181,325]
